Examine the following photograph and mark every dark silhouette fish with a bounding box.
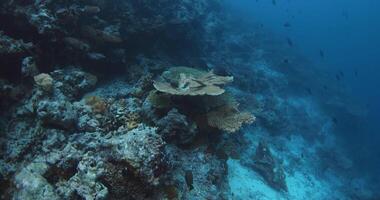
[272,0,276,6]
[287,37,293,47]
[284,22,291,28]
[342,11,349,20]
[354,69,359,77]
[319,50,324,58]
[336,74,341,81]
[185,170,194,190]
[306,88,313,95]
[332,117,338,124]
[339,71,344,77]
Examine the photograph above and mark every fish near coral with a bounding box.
[82,26,123,44]
[185,170,194,190]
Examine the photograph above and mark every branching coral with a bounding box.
[153,66,233,96]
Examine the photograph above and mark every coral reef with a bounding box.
[0,0,376,199]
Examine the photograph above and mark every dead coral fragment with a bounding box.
[125,112,140,130]
[207,105,255,133]
[153,66,233,96]
[34,73,53,92]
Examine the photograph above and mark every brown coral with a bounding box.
[85,96,108,113]
[125,112,140,130]
[153,66,233,96]
[207,105,255,133]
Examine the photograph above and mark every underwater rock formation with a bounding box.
[250,141,287,192]
[0,0,375,199]
[157,108,198,145]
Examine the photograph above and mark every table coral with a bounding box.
[153,66,233,96]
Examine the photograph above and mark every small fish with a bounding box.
[185,170,194,190]
[306,88,313,95]
[283,58,289,64]
[339,71,344,77]
[323,85,328,90]
[354,69,358,77]
[286,37,293,47]
[332,117,338,124]
[272,0,276,6]
[319,50,324,58]
[283,22,291,28]
[87,52,106,60]
[82,6,101,14]
[342,11,349,20]
[335,74,341,81]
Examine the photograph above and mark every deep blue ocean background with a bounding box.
[227,0,380,179]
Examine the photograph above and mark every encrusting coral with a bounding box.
[153,66,233,96]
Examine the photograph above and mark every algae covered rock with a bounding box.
[109,125,166,186]
[13,162,60,200]
[157,108,198,145]
[36,100,78,129]
[251,141,287,192]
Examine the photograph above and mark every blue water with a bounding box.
[219,1,380,198]
[229,0,380,172]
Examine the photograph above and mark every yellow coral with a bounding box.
[153,66,233,96]
[34,73,53,92]
[207,105,255,133]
